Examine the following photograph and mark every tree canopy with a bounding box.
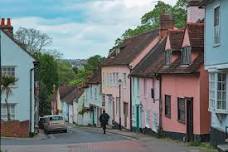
[116,0,187,43]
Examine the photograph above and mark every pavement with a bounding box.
[1,125,217,152]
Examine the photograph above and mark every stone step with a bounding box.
[217,144,228,152]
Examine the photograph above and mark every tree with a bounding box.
[115,0,187,45]
[70,55,104,85]
[57,60,76,85]
[1,76,18,120]
[14,27,52,54]
[38,82,51,116]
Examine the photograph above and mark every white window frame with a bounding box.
[209,72,228,113]
[1,103,16,120]
[213,4,221,46]
[1,66,16,78]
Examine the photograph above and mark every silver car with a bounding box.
[43,115,67,134]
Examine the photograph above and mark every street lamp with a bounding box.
[118,79,122,130]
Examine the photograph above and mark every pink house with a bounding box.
[130,38,166,133]
[159,23,210,142]
[102,29,161,129]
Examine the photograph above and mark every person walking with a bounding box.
[99,110,110,134]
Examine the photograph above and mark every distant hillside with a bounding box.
[63,59,87,69]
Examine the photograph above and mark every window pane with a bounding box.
[178,98,185,122]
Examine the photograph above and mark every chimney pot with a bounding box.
[160,14,174,38]
[7,18,11,26]
[1,18,5,26]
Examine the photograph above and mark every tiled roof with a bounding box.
[62,87,83,104]
[159,51,204,74]
[102,29,159,66]
[168,29,185,50]
[158,23,204,74]
[59,86,75,100]
[87,68,101,84]
[188,0,201,6]
[130,38,166,78]
[186,23,204,48]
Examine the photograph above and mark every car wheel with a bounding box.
[64,129,67,133]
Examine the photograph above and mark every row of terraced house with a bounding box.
[51,0,228,147]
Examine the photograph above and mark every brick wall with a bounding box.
[0,120,29,137]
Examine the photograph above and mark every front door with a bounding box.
[136,105,140,131]
[123,102,128,127]
[186,98,193,142]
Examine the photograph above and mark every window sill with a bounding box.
[214,109,228,114]
[165,115,171,119]
[177,119,186,124]
[213,43,221,48]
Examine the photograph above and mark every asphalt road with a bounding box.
[1,126,215,152]
[2,126,127,145]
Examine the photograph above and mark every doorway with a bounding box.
[186,98,193,142]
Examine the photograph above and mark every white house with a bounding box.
[74,69,103,126]
[1,18,37,135]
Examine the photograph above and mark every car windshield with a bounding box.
[50,116,63,121]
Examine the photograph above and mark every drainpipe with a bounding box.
[29,61,39,135]
[30,68,34,135]
[158,74,162,133]
[129,72,132,131]
[0,31,2,117]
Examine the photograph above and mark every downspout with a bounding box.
[158,74,163,134]
[30,67,34,135]
[0,31,2,119]
[29,61,39,135]
[129,69,133,131]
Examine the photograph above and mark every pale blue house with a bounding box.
[1,19,37,134]
[74,70,103,126]
[202,0,228,146]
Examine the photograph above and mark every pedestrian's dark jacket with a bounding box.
[99,113,110,125]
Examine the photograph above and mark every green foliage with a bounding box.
[1,76,18,120]
[70,55,104,86]
[57,60,76,85]
[38,82,51,116]
[35,52,59,95]
[115,0,187,45]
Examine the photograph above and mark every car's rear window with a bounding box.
[50,116,63,121]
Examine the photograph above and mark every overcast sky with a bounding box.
[0,0,177,59]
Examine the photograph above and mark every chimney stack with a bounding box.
[0,18,13,36]
[187,0,205,23]
[160,14,174,38]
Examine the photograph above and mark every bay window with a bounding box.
[209,72,227,112]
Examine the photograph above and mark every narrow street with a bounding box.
[2,126,211,152]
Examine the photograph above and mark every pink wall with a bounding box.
[161,74,200,134]
[102,66,131,129]
[139,77,160,132]
[161,69,210,135]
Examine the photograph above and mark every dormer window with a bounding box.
[164,50,172,65]
[181,47,191,65]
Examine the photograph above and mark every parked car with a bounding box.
[38,117,46,129]
[43,115,67,134]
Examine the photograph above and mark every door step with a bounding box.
[217,144,228,152]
